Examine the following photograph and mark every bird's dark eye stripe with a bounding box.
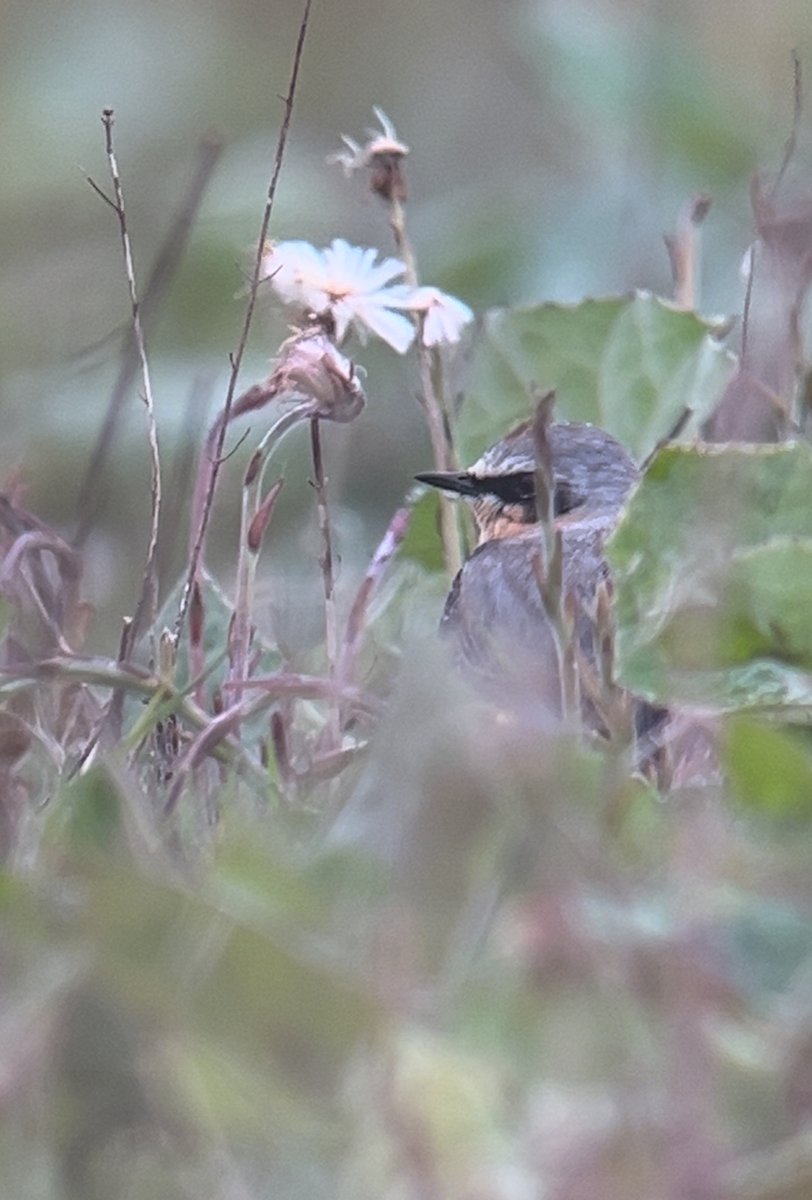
[553,480,582,516]
[485,472,536,504]
[484,473,582,516]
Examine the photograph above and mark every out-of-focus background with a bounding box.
[6,7,812,1199]
[1,0,810,641]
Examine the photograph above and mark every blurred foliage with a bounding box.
[3,1,812,1197]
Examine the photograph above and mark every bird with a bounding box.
[415,420,642,729]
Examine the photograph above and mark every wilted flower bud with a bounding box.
[328,107,409,204]
[273,329,366,423]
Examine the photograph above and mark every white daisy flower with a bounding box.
[395,286,474,347]
[260,238,416,354]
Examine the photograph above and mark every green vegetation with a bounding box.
[4,4,812,1198]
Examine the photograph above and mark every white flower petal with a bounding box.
[392,286,474,346]
[353,300,416,354]
[261,237,416,351]
[331,298,355,344]
[371,107,399,141]
[262,240,327,308]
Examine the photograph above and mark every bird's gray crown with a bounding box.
[468,420,638,515]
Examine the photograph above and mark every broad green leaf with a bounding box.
[608,442,812,710]
[723,541,812,667]
[725,719,812,821]
[459,292,732,462]
[47,767,123,852]
[400,491,446,571]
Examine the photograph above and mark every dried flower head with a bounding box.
[328,107,409,203]
[273,329,366,423]
[260,237,416,354]
[395,286,474,347]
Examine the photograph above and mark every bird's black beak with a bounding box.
[414,470,480,497]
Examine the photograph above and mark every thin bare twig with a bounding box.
[92,109,162,665]
[75,135,222,548]
[175,0,312,644]
[774,50,803,196]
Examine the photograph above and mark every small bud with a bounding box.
[244,448,264,487]
[158,628,176,680]
[247,478,285,554]
[190,579,204,649]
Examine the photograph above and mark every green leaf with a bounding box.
[459,292,732,462]
[608,442,812,710]
[723,541,812,667]
[725,719,812,821]
[47,766,123,852]
[400,491,447,571]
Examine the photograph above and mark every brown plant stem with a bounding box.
[531,392,579,720]
[388,196,461,577]
[336,504,412,698]
[664,194,711,312]
[0,655,266,790]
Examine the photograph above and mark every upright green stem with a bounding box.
[230,402,312,688]
[309,418,341,748]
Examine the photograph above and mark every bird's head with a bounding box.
[415,420,638,543]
